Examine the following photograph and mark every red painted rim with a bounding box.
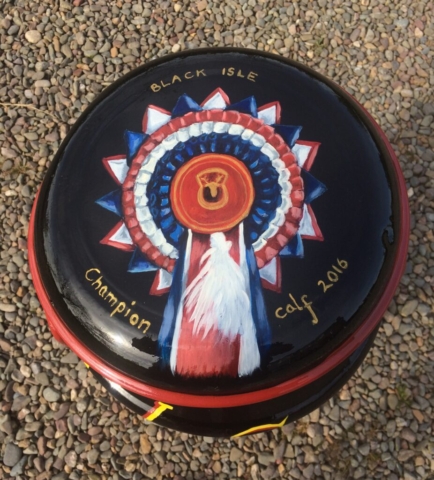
[28,55,410,408]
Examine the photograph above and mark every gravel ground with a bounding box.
[0,1,433,479]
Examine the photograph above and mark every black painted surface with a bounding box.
[35,50,401,396]
[92,328,378,437]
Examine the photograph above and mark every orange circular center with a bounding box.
[170,154,255,234]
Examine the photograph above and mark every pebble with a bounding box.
[37,436,47,455]
[100,440,111,451]
[120,444,135,457]
[61,45,72,58]
[10,455,27,476]
[60,352,79,364]
[401,428,417,443]
[42,387,61,402]
[3,443,23,467]
[24,30,42,44]
[400,300,418,317]
[64,451,78,468]
[258,452,274,466]
[0,416,14,435]
[387,394,399,410]
[145,424,157,436]
[34,80,51,88]
[35,372,49,386]
[174,19,185,34]
[0,303,16,313]
[361,365,376,380]
[0,338,11,352]
[306,424,323,440]
[302,464,314,479]
[230,447,243,462]
[399,450,416,462]
[140,435,151,454]
[87,449,99,464]
[11,396,31,411]
[197,0,207,11]
[328,405,340,421]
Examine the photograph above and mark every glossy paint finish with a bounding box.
[91,328,378,437]
[30,49,409,433]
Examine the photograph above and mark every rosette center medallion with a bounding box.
[171,154,254,234]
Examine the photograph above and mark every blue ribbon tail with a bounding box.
[246,247,271,359]
[157,240,186,367]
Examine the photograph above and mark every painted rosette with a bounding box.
[29,50,409,437]
[96,88,327,379]
[122,106,302,268]
[99,88,325,298]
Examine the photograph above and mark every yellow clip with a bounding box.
[144,401,174,422]
[231,416,288,438]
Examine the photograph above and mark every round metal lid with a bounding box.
[30,49,409,408]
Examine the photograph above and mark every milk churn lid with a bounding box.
[29,49,409,408]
